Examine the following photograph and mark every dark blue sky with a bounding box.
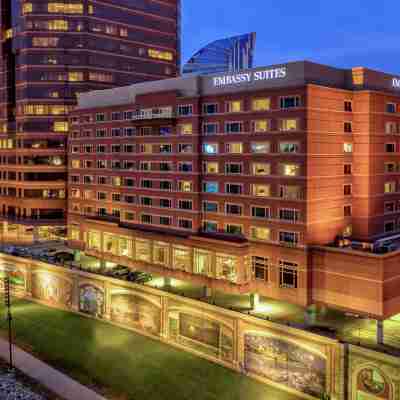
[181,0,399,73]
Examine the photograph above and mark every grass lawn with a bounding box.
[0,298,302,400]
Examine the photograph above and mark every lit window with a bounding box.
[68,72,84,82]
[385,181,396,194]
[279,119,298,131]
[173,246,191,271]
[253,120,270,132]
[194,249,211,275]
[252,184,270,197]
[47,20,69,31]
[23,2,33,14]
[202,143,218,154]
[344,143,353,153]
[203,182,218,193]
[226,101,242,113]
[32,37,59,47]
[280,142,299,153]
[281,163,300,177]
[203,162,219,174]
[89,72,113,83]
[216,254,238,282]
[252,98,270,111]
[148,49,173,61]
[179,124,192,135]
[53,121,68,132]
[225,143,242,153]
[48,3,84,14]
[178,181,192,192]
[279,261,298,288]
[251,227,271,241]
[252,163,270,176]
[251,142,270,153]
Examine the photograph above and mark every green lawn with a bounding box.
[0,298,302,400]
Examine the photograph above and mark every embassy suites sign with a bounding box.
[393,78,400,88]
[212,67,287,87]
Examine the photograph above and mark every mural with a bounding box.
[356,367,391,400]
[79,284,104,318]
[169,312,234,361]
[31,272,72,308]
[244,333,326,398]
[0,264,25,288]
[111,293,161,336]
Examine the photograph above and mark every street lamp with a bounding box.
[2,263,14,371]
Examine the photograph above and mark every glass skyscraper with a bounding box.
[183,32,256,75]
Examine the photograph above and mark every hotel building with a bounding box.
[67,61,400,323]
[0,0,181,242]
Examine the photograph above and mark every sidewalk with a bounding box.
[0,337,107,400]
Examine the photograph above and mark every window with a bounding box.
[252,184,270,197]
[203,123,218,135]
[386,103,397,114]
[178,162,193,172]
[225,224,242,235]
[344,164,352,175]
[251,142,270,153]
[96,113,105,122]
[251,227,271,241]
[279,261,298,288]
[203,162,219,174]
[279,209,299,222]
[179,200,193,210]
[148,49,173,61]
[179,124,192,135]
[160,199,172,208]
[178,181,192,192]
[112,193,121,202]
[279,119,298,131]
[203,221,218,232]
[344,205,352,217]
[225,203,242,215]
[385,181,396,193]
[141,197,153,206]
[203,103,218,114]
[344,101,353,112]
[385,162,396,173]
[225,143,243,153]
[53,121,68,132]
[280,142,299,153]
[280,96,301,109]
[203,201,218,212]
[384,221,395,233]
[159,144,172,153]
[47,20,68,31]
[280,163,300,177]
[225,122,243,133]
[385,143,396,153]
[173,246,191,271]
[141,180,153,189]
[253,120,270,133]
[252,98,270,111]
[344,143,353,153]
[160,181,172,191]
[344,184,352,196]
[279,231,299,245]
[179,143,193,153]
[159,216,171,226]
[344,122,353,133]
[177,105,193,116]
[23,2,33,14]
[194,249,211,275]
[48,3,84,13]
[202,143,218,154]
[32,37,59,47]
[385,122,398,134]
[179,219,193,230]
[225,163,242,174]
[141,214,153,224]
[252,206,270,219]
[203,182,219,193]
[97,192,107,201]
[226,101,242,113]
[252,163,271,176]
[124,212,135,221]
[225,183,242,195]
[252,256,268,281]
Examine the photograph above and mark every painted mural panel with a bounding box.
[356,367,391,400]
[31,272,72,308]
[169,312,233,362]
[79,284,104,318]
[110,293,161,336]
[244,333,326,398]
[0,263,25,289]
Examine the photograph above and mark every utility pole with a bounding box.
[4,276,13,370]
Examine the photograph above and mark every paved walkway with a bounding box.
[0,337,107,400]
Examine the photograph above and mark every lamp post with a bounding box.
[2,265,14,371]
